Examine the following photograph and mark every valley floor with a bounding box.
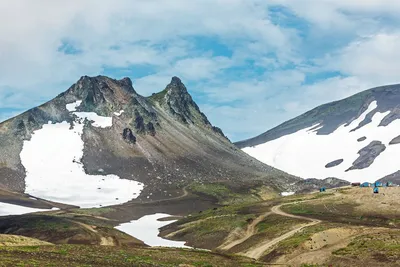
[161,186,400,267]
[0,185,399,266]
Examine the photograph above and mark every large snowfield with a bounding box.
[20,100,144,208]
[243,101,400,183]
[116,213,189,248]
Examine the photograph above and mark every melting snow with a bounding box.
[0,202,58,217]
[281,192,295,196]
[66,100,82,112]
[116,213,190,248]
[114,110,124,116]
[243,101,400,183]
[20,100,144,208]
[73,112,112,128]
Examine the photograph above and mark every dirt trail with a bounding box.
[130,186,190,205]
[69,220,98,233]
[67,219,115,246]
[100,237,115,246]
[243,203,321,259]
[217,212,272,251]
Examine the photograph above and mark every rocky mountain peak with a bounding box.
[62,75,138,116]
[147,76,227,139]
[163,77,207,123]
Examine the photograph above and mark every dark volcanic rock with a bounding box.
[290,177,349,193]
[347,141,386,171]
[378,170,400,184]
[379,107,400,126]
[165,77,209,125]
[325,159,344,168]
[150,77,227,139]
[134,112,146,133]
[357,136,367,142]
[122,128,136,144]
[389,135,400,145]
[146,122,156,136]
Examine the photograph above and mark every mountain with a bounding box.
[0,75,306,209]
[236,84,400,184]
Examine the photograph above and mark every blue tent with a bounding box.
[319,187,326,192]
[360,182,370,187]
[373,187,379,194]
[375,181,383,187]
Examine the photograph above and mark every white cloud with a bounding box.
[0,0,294,107]
[332,33,400,84]
[1,0,400,141]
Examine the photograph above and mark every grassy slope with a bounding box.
[1,187,400,266]
[330,231,400,266]
[0,245,265,267]
[0,234,52,247]
[162,187,400,266]
[0,213,143,246]
[159,196,315,252]
[282,187,400,227]
[263,187,400,266]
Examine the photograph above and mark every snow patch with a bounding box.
[20,101,144,208]
[114,110,124,116]
[281,192,295,196]
[243,101,400,183]
[73,112,112,128]
[66,100,82,112]
[0,202,58,217]
[116,213,190,248]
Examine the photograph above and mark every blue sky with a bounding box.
[1,0,400,141]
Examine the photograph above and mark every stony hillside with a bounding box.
[0,75,304,209]
[236,84,400,183]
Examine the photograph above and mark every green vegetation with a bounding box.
[161,202,272,249]
[333,231,400,259]
[169,213,255,249]
[71,207,115,216]
[256,214,307,234]
[188,183,261,205]
[148,89,168,103]
[0,244,266,267]
[275,224,330,251]
[261,223,335,262]
[23,218,76,232]
[282,201,394,227]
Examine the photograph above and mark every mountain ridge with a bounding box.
[0,75,308,208]
[236,83,400,148]
[237,83,400,183]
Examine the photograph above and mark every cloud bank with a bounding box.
[1,0,400,141]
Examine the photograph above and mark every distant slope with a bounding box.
[236,84,400,183]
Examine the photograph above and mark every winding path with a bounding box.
[243,203,321,259]
[217,212,272,251]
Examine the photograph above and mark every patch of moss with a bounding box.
[333,231,400,259]
[256,214,307,234]
[0,244,266,267]
[261,223,335,262]
[148,89,168,103]
[188,183,261,205]
[71,207,115,216]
